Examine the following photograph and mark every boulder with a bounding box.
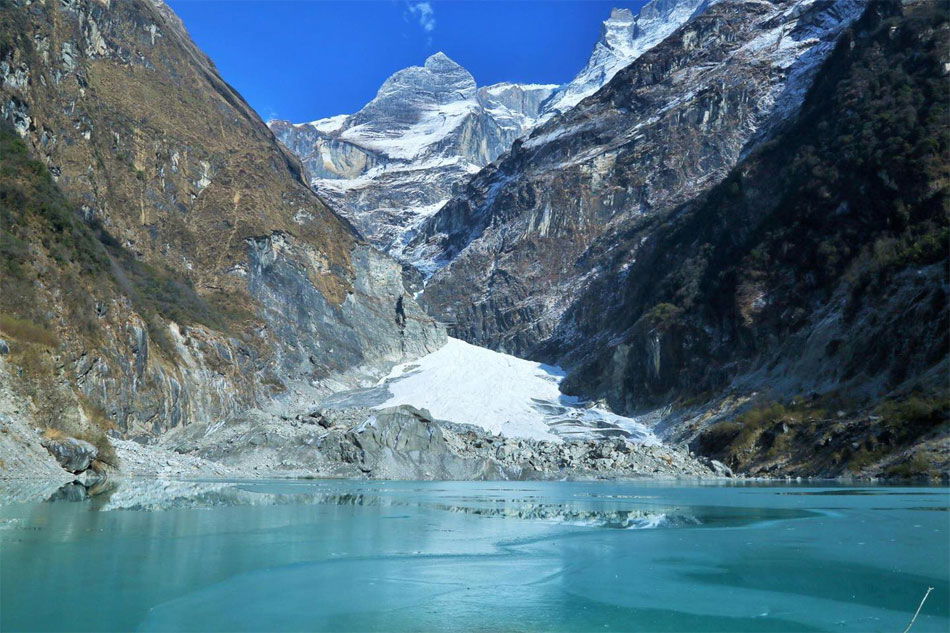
[300,411,332,428]
[0,338,8,355]
[41,435,98,473]
[495,444,516,461]
[342,405,503,479]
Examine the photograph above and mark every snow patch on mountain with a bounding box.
[341,101,480,161]
[375,337,660,443]
[305,114,347,134]
[739,0,867,147]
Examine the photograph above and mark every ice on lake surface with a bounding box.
[0,479,947,632]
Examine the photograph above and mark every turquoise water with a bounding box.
[0,480,947,632]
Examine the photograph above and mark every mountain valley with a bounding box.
[0,0,945,486]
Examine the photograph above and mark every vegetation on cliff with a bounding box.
[0,124,237,460]
[0,127,229,349]
[559,0,948,479]
[0,0,443,461]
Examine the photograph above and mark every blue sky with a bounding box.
[167,1,647,123]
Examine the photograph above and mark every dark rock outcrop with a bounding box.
[336,406,504,480]
[40,435,97,473]
[411,0,864,356]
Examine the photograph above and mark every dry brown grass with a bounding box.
[81,430,118,468]
[0,314,58,347]
[80,396,117,431]
[41,428,68,441]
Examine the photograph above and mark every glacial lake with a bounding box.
[0,480,947,632]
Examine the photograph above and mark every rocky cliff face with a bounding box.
[550,0,948,479]
[406,0,948,480]
[270,54,555,258]
[0,0,443,472]
[538,0,707,116]
[412,0,865,357]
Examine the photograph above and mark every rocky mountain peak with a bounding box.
[270,50,556,251]
[539,0,707,115]
[382,52,474,95]
[608,7,636,21]
[600,8,639,54]
[424,51,463,72]
[348,52,475,130]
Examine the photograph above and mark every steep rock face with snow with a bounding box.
[539,0,708,116]
[270,54,555,256]
[411,0,865,356]
[270,0,706,259]
[551,0,948,479]
[0,0,443,467]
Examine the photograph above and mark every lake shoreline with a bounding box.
[7,402,944,487]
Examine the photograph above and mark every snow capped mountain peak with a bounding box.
[270,2,706,258]
[367,54,476,113]
[540,0,707,116]
[601,8,638,54]
[608,7,635,21]
[423,51,462,71]
[269,53,557,251]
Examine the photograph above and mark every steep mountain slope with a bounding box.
[549,0,949,478]
[539,0,707,116]
[270,0,706,261]
[270,54,555,256]
[0,0,443,468]
[412,0,864,356]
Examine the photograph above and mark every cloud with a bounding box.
[406,1,436,34]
